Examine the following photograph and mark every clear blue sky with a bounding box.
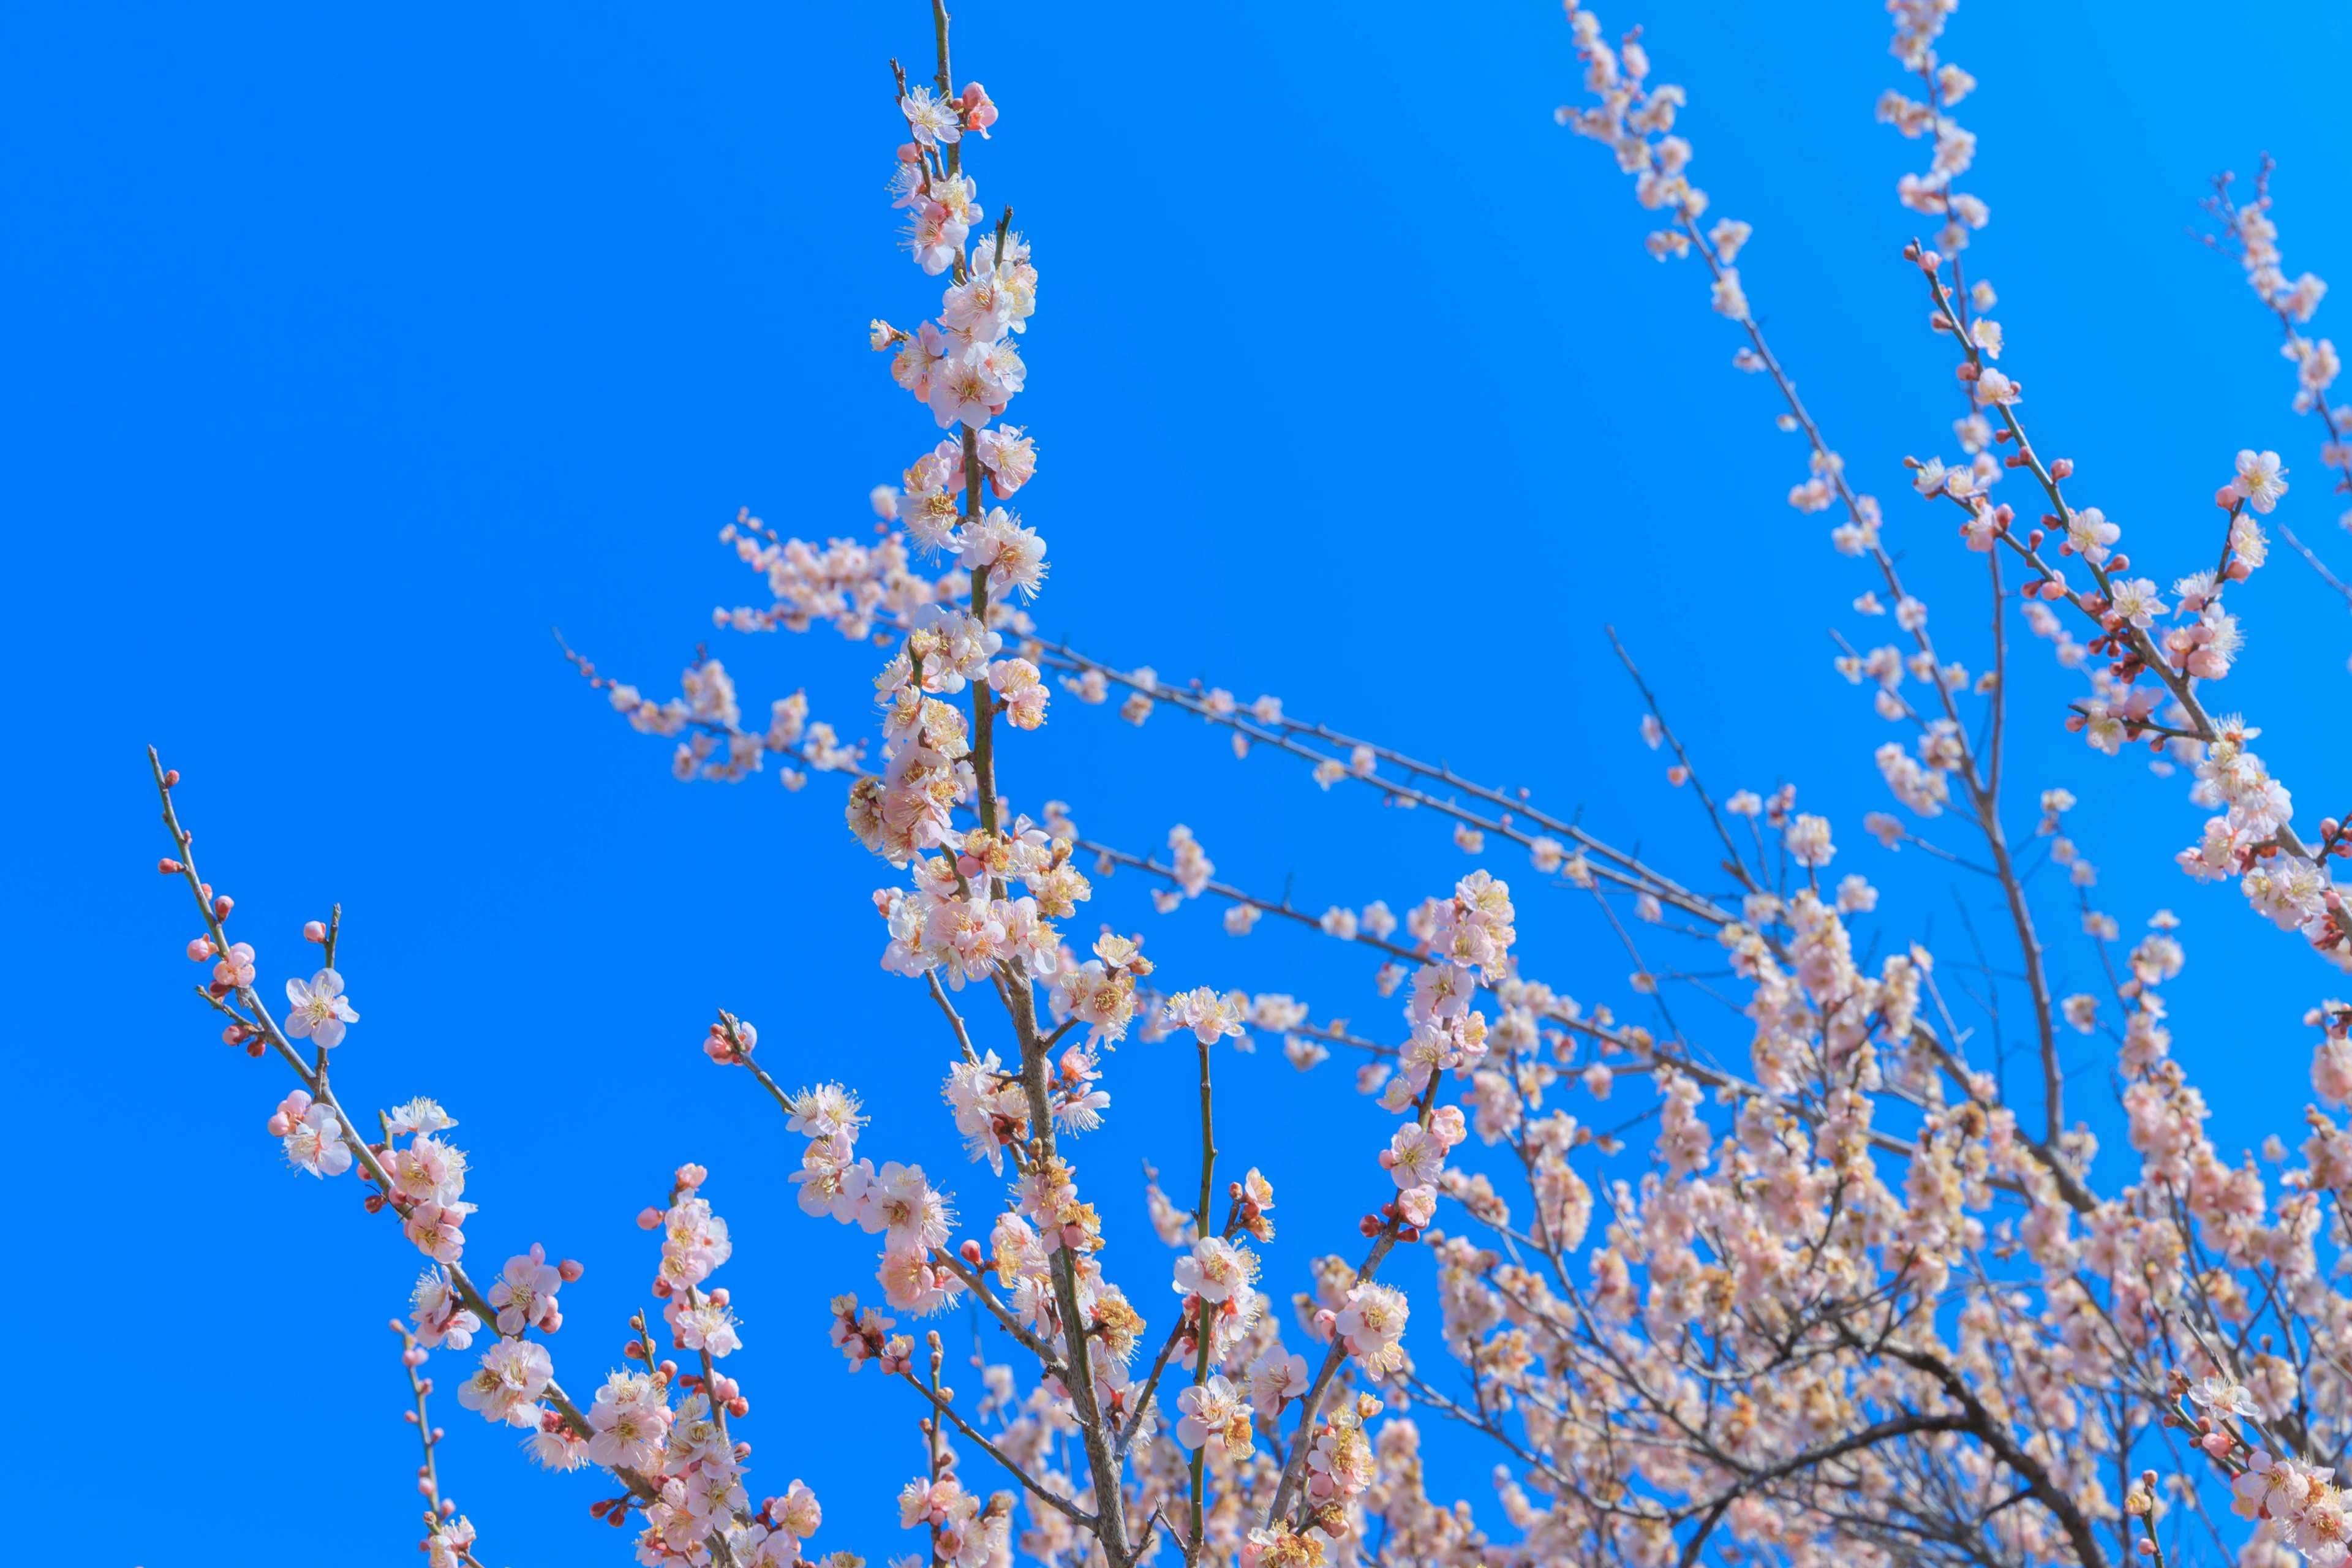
[9,0,2352,1559]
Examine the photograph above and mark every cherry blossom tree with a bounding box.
[145,3,2352,1566]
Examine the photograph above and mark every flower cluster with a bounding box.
[154,3,2352,1566]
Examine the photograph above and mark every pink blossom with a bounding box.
[283,968,358,1049]
[457,1338,551,1428]
[489,1243,564,1335]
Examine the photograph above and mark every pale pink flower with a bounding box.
[1383,1124,1447,1189]
[2064,506,2119,564]
[2315,1038,2352,1107]
[279,1093,352,1178]
[1248,1348,1310,1417]
[1172,1236,1250,1303]
[213,941,257,990]
[899,85,962,146]
[1163,986,1246,1045]
[385,1097,457,1137]
[489,1243,564,1335]
[1175,1374,1253,1460]
[867,1162,951,1256]
[1335,1282,1409,1375]
[404,1202,467,1264]
[1783,813,1836,868]
[2190,1376,2261,1421]
[2234,448,2290,513]
[410,1266,481,1349]
[668,1295,742,1358]
[458,1338,551,1428]
[283,968,358,1049]
[586,1370,671,1467]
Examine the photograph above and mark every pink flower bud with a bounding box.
[676,1163,707,1188]
[268,1112,291,1136]
[558,1258,584,1283]
[187,937,215,961]
[304,920,327,943]
[636,1207,663,1231]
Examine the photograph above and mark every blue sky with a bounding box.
[10,0,2352,1559]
